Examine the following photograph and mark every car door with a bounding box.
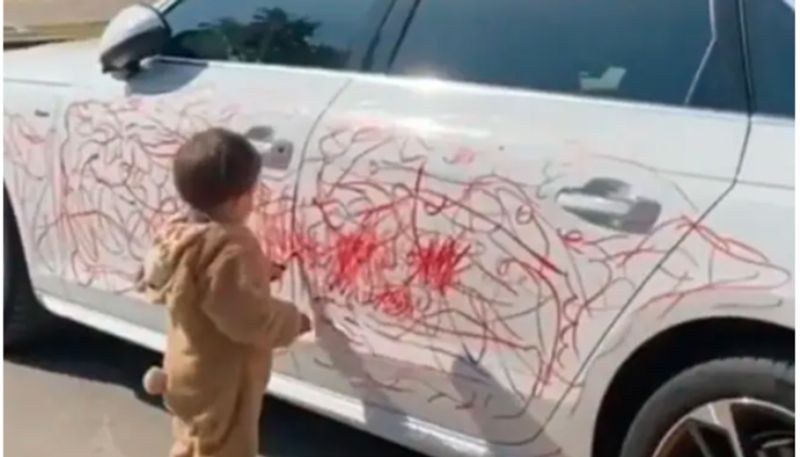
[52,0,390,337]
[289,0,752,453]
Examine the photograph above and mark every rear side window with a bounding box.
[389,0,747,111]
[743,0,795,117]
[162,0,377,70]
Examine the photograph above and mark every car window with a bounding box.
[388,0,747,111]
[162,0,378,70]
[744,0,795,117]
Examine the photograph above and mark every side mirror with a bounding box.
[99,4,169,77]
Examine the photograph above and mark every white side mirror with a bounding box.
[99,4,169,77]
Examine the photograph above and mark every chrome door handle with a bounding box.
[261,139,293,170]
[245,125,293,170]
[556,178,661,234]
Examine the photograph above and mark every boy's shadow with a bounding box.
[450,357,561,457]
[258,308,421,457]
[286,267,560,457]
[259,265,419,456]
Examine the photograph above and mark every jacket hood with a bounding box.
[141,212,211,304]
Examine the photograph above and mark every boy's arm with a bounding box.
[199,235,305,350]
[263,296,310,348]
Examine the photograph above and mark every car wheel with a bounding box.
[4,191,54,348]
[620,357,794,457]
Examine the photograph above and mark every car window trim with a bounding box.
[348,0,398,72]
[750,113,795,125]
[156,0,182,15]
[150,54,360,75]
[736,0,758,115]
[739,0,795,118]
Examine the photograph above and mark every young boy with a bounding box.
[138,127,310,457]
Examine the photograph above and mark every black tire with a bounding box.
[620,356,794,457]
[4,190,55,348]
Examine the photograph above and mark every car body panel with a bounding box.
[553,180,794,457]
[4,80,68,297]
[555,114,795,456]
[4,40,99,85]
[737,117,794,188]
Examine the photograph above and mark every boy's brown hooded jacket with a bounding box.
[141,214,303,456]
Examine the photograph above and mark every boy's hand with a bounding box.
[267,261,286,282]
[299,314,312,334]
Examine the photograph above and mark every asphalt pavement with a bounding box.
[4,325,425,457]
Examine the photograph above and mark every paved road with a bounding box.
[4,325,426,457]
[5,0,137,27]
[5,0,137,47]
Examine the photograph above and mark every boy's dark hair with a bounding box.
[173,128,261,212]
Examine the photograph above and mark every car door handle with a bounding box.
[245,125,293,170]
[556,178,661,234]
[261,139,294,170]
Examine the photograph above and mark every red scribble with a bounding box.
[332,228,381,291]
[374,286,414,318]
[410,237,469,294]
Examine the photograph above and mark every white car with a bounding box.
[4,1,795,456]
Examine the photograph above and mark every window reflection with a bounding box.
[163,0,375,70]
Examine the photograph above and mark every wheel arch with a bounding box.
[590,315,793,457]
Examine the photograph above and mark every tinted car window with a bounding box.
[744,0,795,117]
[389,0,746,111]
[162,0,377,70]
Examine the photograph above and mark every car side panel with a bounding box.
[736,118,794,188]
[555,116,794,457]
[284,73,747,456]
[4,82,69,298]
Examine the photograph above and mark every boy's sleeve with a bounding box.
[199,233,304,350]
